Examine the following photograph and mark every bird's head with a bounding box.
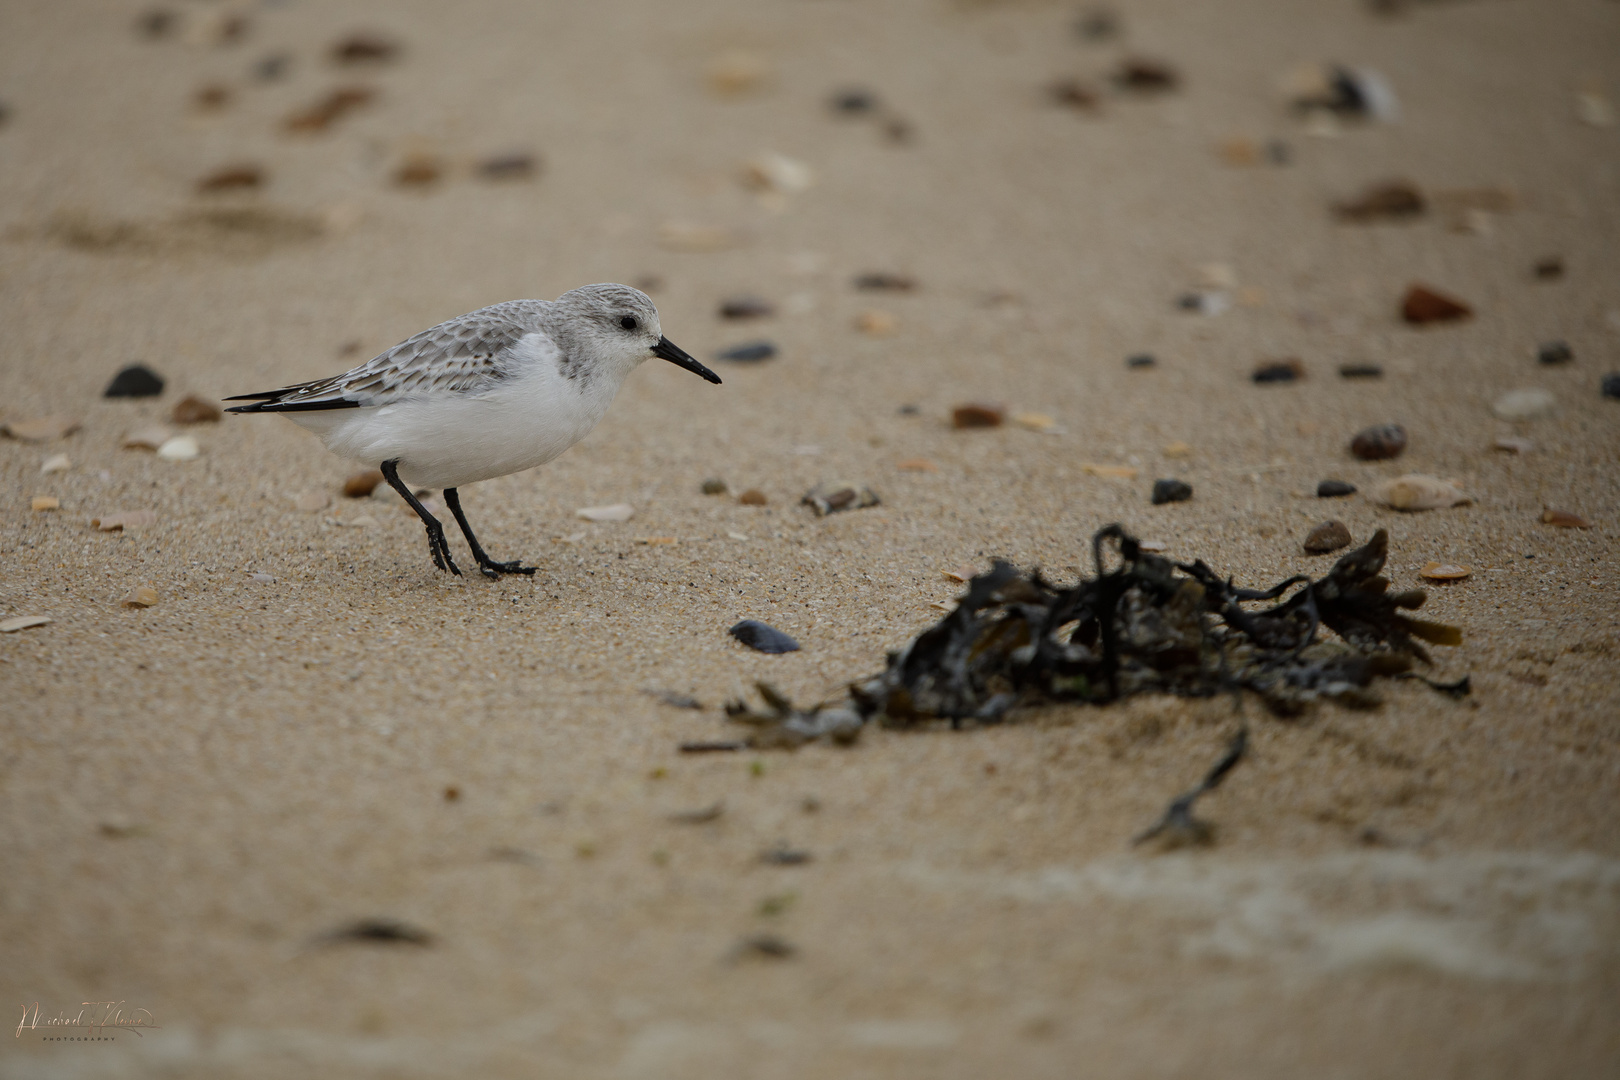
[554,283,721,385]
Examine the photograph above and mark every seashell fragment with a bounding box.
[1372,474,1470,511]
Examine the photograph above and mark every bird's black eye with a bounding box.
[619,315,639,331]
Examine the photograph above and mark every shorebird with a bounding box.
[227,283,720,578]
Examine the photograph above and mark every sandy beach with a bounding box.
[2,0,1618,1076]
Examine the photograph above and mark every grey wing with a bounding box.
[226,301,549,413]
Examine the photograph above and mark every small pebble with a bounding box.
[738,489,768,506]
[718,295,773,319]
[1373,474,1469,511]
[3,417,80,442]
[1333,180,1425,222]
[123,426,174,450]
[252,53,291,81]
[1047,78,1101,111]
[1150,479,1193,505]
[1541,508,1592,528]
[700,478,728,495]
[575,503,634,523]
[249,572,276,584]
[853,272,916,292]
[895,458,937,471]
[729,620,800,654]
[855,309,896,335]
[105,364,165,398]
[830,88,878,114]
[1317,480,1356,497]
[344,468,384,497]
[1533,257,1565,281]
[0,616,51,633]
[1163,441,1192,458]
[41,454,71,474]
[761,847,812,866]
[1075,6,1120,40]
[1014,412,1056,432]
[1177,291,1230,316]
[1420,562,1471,581]
[733,933,796,960]
[1303,520,1352,553]
[742,153,813,195]
[952,403,1006,429]
[1113,57,1180,93]
[1126,353,1157,369]
[478,153,540,181]
[716,341,777,363]
[1252,359,1304,384]
[31,496,60,512]
[1339,363,1383,379]
[1401,284,1472,325]
[282,86,374,133]
[1350,423,1407,460]
[136,8,177,38]
[1493,436,1533,454]
[331,33,400,64]
[193,83,231,111]
[196,164,263,193]
[170,395,222,424]
[802,483,879,516]
[1604,374,1620,400]
[121,586,159,608]
[91,510,159,531]
[1491,388,1555,421]
[394,153,443,187]
[157,435,199,460]
[1536,341,1573,366]
[706,51,769,97]
[897,404,920,416]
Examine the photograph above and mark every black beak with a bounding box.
[652,336,722,385]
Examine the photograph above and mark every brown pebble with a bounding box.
[855,309,896,335]
[1047,78,1101,110]
[1333,180,1426,222]
[343,469,385,498]
[952,403,1006,429]
[1493,435,1532,454]
[719,295,773,319]
[1113,57,1180,92]
[1541,508,1592,528]
[1303,520,1352,553]
[1533,257,1564,281]
[121,585,160,608]
[1401,284,1472,325]
[193,83,231,111]
[332,33,399,64]
[31,496,60,512]
[196,164,263,193]
[1252,358,1304,384]
[1420,561,1471,581]
[282,86,374,133]
[394,153,443,187]
[1350,423,1407,460]
[738,489,768,506]
[91,510,159,532]
[895,458,938,472]
[170,395,222,424]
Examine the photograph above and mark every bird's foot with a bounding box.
[476,557,537,580]
[424,522,462,576]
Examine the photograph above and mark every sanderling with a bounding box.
[226,283,720,578]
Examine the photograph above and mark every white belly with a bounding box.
[290,362,619,489]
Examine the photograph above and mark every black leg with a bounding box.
[444,487,536,579]
[381,459,461,576]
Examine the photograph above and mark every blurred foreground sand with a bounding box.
[2,0,1618,1076]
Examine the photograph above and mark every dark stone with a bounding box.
[1533,257,1564,281]
[1317,480,1357,498]
[1303,520,1353,553]
[1075,7,1120,41]
[729,620,801,654]
[1151,479,1193,505]
[1253,359,1304,384]
[478,153,539,180]
[831,88,878,114]
[104,364,165,398]
[853,272,915,292]
[1350,423,1406,460]
[1176,292,1204,311]
[1264,140,1291,165]
[717,341,777,363]
[1602,373,1620,400]
[718,295,774,319]
[897,403,920,415]
[1401,284,1472,325]
[1339,364,1384,379]
[1537,341,1573,366]
[1113,57,1180,93]
[252,53,291,81]
[1127,353,1157,369]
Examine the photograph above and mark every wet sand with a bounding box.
[2,0,1618,1076]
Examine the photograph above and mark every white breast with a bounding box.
[290,333,624,489]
